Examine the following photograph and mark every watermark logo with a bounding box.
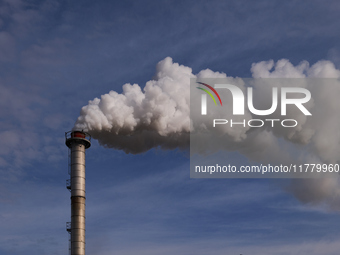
[196,81,312,129]
[196,82,223,115]
[197,82,311,116]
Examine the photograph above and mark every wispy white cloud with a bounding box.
[87,238,340,255]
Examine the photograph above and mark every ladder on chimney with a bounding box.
[66,148,71,255]
[66,222,71,255]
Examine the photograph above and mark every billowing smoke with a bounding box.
[74,57,340,210]
[74,58,191,153]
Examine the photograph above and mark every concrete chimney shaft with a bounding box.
[66,131,91,255]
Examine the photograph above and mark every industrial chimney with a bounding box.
[65,131,91,255]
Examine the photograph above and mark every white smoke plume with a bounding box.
[74,57,340,210]
[75,58,192,153]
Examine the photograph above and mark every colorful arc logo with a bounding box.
[196,82,223,106]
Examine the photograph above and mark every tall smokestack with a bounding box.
[65,131,91,255]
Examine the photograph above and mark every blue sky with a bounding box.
[1,0,340,254]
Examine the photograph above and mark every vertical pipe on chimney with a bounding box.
[66,131,91,255]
